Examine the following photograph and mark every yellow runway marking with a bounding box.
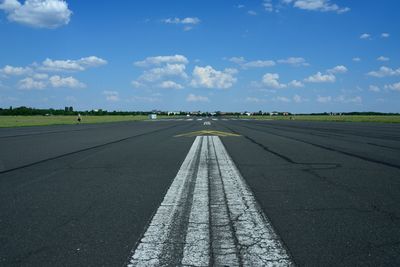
[175,130,240,137]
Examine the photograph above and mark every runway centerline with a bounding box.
[128,136,292,266]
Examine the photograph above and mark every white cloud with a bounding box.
[245,97,265,103]
[0,0,72,29]
[381,33,390,38]
[242,60,275,68]
[49,75,85,88]
[229,57,275,68]
[336,95,362,104]
[131,80,145,88]
[377,56,390,62]
[41,56,107,72]
[139,64,188,82]
[32,73,48,79]
[305,72,336,83]
[228,56,246,64]
[1,65,31,76]
[369,85,380,92]
[262,73,286,89]
[18,77,46,90]
[186,93,209,102]
[159,80,184,90]
[274,96,291,103]
[191,66,237,89]
[385,82,400,92]
[285,0,349,14]
[263,0,274,12]
[103,90,119,102]
[288,80,304,88]
[134,55,188,67]
[277,57,309,66]
[293,94,308,103]
[163,17,200,30]
[163,17,200,25]
[360,33,371,39]
[352,57,361,62]
[327,65,348,74]
[317,95,332,103]
[247,10,257,15]
[367,66,400,78]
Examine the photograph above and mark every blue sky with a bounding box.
[0,0,399,112]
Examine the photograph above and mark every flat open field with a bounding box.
[243,115,400,123]
[0,115,150,127]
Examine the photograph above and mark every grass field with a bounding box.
[240,115,400,123]
[0,115,151,128]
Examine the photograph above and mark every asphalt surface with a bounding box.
[1,118,400,266]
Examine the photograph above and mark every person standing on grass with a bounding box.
[77,113,81,123]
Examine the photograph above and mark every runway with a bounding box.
[1,118,400,266]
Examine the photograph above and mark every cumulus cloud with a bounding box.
[139,64,188,82]
[336,95,362,104]
[242,60,275,68]
[385,82,400,92]
[40,56,107,72]
[0,0,72,29]
[159,80,184,90]
[367,66,400,78]
[317,95,332,103]
[134,55,189,67]
[262,73,286,89]
[293,94,308,103]
[1,65,31,76]
[18,77,46,90]
[327,65,348,74]
[377,56,390,62]
[360,33,371,39]
[381,33,390,38]
[352,57,361,62]
[228,57,275,69]
[191,66,237,89]
[305,72,336,83]
[277,57,309,66]
[369,85,380,92]
[186,93,209,102]
[163,17,200,25]
[228,57,246,64]
[245,97,266,103]
[163,17,200,31]
[49,75,85,88]
[288,80,304,88]
[283,0,350,14]
[103,90,119,102]
[263,0,274,12]
[273,96,291,103]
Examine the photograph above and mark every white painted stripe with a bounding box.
[128,136,292,266]
[181,137,210,266]
[212,136,292,266]
[128,136,202,266]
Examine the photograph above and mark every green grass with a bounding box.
[240,115,400,123]
[0,115,151,128]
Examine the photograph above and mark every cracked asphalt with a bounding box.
[1,118,400,266]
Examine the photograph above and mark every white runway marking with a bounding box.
[128,136,292,266]
[203,121,211,126]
